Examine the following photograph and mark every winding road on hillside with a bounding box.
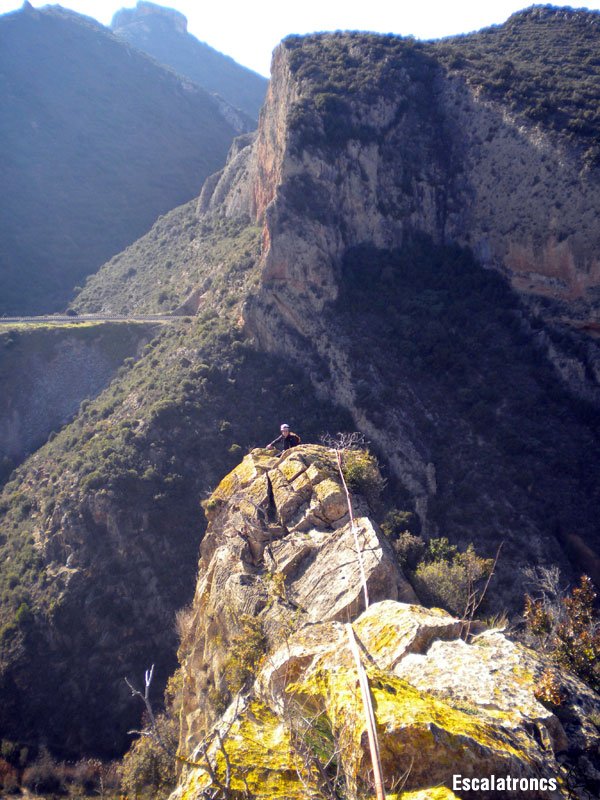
[0,314,182,325]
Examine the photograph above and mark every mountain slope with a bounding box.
[70,189,257,315]
[435,5,600,166]
[0,3,239,315]
[0,213,351,758]
[1,4,600,768]
[74,11,600,596]
[111,1,268,121]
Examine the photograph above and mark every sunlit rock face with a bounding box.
[174,448,600,799]
[203,33,600,327]
[178,445,416,751]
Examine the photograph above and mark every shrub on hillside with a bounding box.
[21,748,65,795]
[380,509,425,570]
[412,539,494,617]
[0,757,18,794]
[392,531,426,571]
[524,572,600,692]
[224,614,267,695]
[120,713,177,800]
[341,449,385,508]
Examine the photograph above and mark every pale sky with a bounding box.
[1,1,599,76]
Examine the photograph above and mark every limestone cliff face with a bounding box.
[199,31,600,595]
[446,78,600,314]
[203,34,600,323]
[174,447,600,799]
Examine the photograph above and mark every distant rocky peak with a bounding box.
[111,1,187,35]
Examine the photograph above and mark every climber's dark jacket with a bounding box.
[268,432,301,451]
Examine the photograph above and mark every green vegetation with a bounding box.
[383,523,494,618]
[73,203,261,315]
[0,742,120,797]
[283,11,600,166]
[435,6,600,165]
[120,715,177,800]
[223,614,267,695]
[389,531,426,572]
[0,321,158,483]
[120,673,182,800]
[341,448,385,509]
[0,213,352,759]
[413,540,494,617]
[283,32,441,152]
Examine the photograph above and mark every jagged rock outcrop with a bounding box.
[112,1,188,35]
[173,448,600,799]
[178,445,416,749]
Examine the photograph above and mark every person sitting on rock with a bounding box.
[267,423,301,452]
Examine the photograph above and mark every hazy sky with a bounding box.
[2,1,599,76]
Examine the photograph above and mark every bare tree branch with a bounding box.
[460,542,504,640]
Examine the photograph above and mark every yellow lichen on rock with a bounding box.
[399,789,461,800]
[354,601,462,669]
[278,451,308,483]
[209,449,278,506]
[313,477,348,523]
[285,659,552,796]
[175,450,593,800]
[175,701,315,800]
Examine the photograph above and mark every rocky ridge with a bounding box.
[197,29,600,595]
[173,445,600,799]
[2,9,600,770]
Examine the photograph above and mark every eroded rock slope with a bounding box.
[174,446,600,799]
